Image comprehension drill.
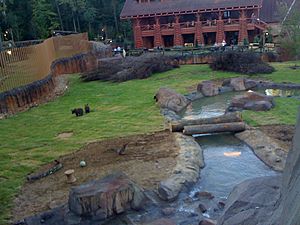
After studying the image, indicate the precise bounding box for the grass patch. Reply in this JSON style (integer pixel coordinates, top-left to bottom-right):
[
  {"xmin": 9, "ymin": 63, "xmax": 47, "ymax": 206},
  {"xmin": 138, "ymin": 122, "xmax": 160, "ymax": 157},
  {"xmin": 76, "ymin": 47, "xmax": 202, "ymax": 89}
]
[{"xmin": 0, "ymin": 61, "xmax": 299, "ymax": 224}]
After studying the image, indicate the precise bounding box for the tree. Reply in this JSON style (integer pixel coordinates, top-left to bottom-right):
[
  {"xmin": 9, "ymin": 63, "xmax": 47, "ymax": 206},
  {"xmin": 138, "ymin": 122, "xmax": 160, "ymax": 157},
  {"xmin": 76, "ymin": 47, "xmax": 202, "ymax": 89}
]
[
  {"xmin": 32, "ymin": 0, "xmax": 60, "ymax": 38},
  {"xmin": 280, "ymin": 0, "xmax": 300, "ymax": 59}
]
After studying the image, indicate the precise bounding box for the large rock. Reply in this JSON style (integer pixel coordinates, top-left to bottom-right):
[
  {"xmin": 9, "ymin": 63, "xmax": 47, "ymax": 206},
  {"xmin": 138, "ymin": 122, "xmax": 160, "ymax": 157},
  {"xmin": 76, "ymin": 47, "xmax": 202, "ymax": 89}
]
[
  {"xmin": 229, "ymin": 78, "xmax": 246, "ymax": 91},
  {"xmin": 155, "ymin": 88, "xmax": 190, "ymax": 112},
  {"xmin": 158, "ymin": 134, "xmax": 204, "ymax": 201},
  {"xmin": 68, "ymin": 172, "xmax": 145, "ymax": 220},
  {"xmin": 278, "ymin": 110, "xmax": 300, "ymax": 225},
  {"xmin": 228, "ymin": 91, "xmax": 274, "ymax": 112},
  {"xmin": 217, "ymin": 176, "xmax": 282, "ymax": 225},
  {"xmin": 197, "ymin": 81, "xmax": 219, "ymax": 97},
  {"xmin": 244, "ymin": 100, "xmax": 273, "ymax": 111},
  {"xmin": 244, "ymin": 79, "xmax": 259, "ymax": 90}
]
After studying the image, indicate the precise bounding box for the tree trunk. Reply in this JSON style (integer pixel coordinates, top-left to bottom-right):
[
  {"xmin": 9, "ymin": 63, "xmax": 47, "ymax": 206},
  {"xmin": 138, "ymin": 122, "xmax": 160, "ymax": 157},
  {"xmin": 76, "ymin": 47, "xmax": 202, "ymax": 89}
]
[
  {"xmin": 72, "ymin": 10, "xmax": 77, "ymax": 32},
  {"xmin": 112, "ymin": 0, "xmax": 119, "ymax": 34},
  {"xmin": 183, "ymin": 122, "xmax": 246, "ymax": 135},
  {"xmin": 55, "ymin": 0, "xmax": 64, "ymax": 31},
  {"xmin": 170, "ymin": 112, "xmax": 242, "ymax": 132}
]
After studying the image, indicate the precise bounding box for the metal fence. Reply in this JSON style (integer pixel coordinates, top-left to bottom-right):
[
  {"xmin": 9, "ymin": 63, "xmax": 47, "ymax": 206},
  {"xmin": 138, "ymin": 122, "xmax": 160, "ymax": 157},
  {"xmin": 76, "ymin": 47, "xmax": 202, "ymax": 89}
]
[{"xmin": 0, "ymin": 33, "xmax": 90, "ymax": 93}]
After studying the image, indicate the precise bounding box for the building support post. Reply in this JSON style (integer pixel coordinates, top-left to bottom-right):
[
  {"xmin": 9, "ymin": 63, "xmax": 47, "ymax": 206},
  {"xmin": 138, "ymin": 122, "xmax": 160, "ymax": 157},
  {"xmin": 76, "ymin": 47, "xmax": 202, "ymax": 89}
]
[
  {"xmin": 238, "ymin": 10, "xmax": 248, "ymax": 45},
  {"xmin": 195, "ymin": 14, "xmax": 204, "ymax": 46},
  {"xmin": 216, "ymin": 12, "xmax": 225, "ymax": 44},
  {"xmin": 154, "ymin": 17, "xmax": 163, "ymax": 47},
  {"xmin": 133, "ymin": 19, "xmax": 143, "ymax": 49},
  {"xmin": 174, "ymin": 15, "xmax": 183, "ymax": 46}
]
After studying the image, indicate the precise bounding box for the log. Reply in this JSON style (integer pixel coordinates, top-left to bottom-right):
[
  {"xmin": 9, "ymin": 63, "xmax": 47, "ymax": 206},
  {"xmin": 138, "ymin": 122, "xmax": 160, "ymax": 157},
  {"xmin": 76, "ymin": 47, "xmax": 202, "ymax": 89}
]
[
  {"xmin": 170, "ymin": 112, "xmax": 242, "ymax": 132},
  {"xmin": 183, "ymin": 122, "xmax": 246, "ymax": 135}
]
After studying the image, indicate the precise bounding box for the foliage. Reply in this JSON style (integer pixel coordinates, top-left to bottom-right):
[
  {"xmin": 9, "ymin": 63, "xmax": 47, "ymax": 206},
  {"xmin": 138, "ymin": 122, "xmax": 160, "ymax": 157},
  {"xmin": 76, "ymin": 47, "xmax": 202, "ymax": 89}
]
[
  {"xmin": 279, "ymin": 0, "xmax": 300, "ymax": 60},
  {"xmin": 0, "ymin": 0, "xmax": 132, "ymax": 43},
  {"xmin": 210, "ymin": 51, "xmax": 275, "ymax": 75},
  {"xmin": 32, "ymin": 0, "xmax": 60, "ymax": 38}
]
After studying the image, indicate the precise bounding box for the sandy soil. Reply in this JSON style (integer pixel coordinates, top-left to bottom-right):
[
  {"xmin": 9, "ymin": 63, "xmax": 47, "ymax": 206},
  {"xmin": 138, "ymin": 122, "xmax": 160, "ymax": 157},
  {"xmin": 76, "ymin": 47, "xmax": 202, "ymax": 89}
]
[
  {"xmin": 260, "ymin": 125, "xmax": 295, "ymax": 151},
  {"xmin": 13, "ymin": 130, "xmax": 179, "ymax": 222}
]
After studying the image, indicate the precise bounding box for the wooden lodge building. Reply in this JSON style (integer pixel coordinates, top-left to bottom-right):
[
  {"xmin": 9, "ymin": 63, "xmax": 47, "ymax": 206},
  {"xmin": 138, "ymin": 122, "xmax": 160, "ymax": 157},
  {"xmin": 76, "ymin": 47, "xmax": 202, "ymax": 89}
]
[{"xmin": 120, "ymin": 0, "xmax": 293, "ymax": 48}]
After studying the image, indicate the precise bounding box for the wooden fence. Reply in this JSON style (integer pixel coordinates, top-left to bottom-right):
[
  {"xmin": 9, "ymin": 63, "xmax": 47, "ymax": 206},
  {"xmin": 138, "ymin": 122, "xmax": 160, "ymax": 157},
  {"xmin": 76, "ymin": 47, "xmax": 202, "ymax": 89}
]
[{"xmin": 0, "ymin": 33, "xmax": 90, "ymax": 93}]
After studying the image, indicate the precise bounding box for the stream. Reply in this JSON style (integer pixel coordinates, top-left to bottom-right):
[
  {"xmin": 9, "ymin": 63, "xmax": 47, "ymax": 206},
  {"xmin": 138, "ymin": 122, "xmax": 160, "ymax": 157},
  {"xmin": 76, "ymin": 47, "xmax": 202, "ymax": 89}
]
[
  {"xmin": 107, "ymin": 89, "xmax": 294, "ymax": 225},
  {"xmin": 180, "ymin": 88, "xmax": 300, "ymax": 120}
]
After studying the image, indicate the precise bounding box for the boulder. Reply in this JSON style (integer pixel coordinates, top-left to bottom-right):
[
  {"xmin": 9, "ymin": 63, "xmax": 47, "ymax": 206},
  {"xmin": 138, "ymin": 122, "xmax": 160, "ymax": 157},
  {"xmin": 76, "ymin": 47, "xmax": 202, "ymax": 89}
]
[
  {"xmin": 197, "ymin": 81, "xmax": 219, "ymax": 97},
  {"xmin": 244, "ymin": 79, "xmax": 258, "ymax": 90},
  {"xmin": 158, "ymin": 134, "xmax": 204, "ymax": 201},
  {"xmin": 278, "ymin": 110, "xmax": 300, "ymax": 225},
  {"xmin": 68, "ymin": 172, "xmax": 145, "ymax": 220},
  {"xmin": 229, "ymin": 78, "xmax": 246, "ymax": 91},
  {"xmin": 217, "ymin": 176, "xmax": 282, "ymax": 225},
  {"xmin": 155, "ymin": 88, "xmax": 190, "ymax": 112},
  {"xmin": 228, "ymin": 91, "xmax": 274, "ymax": 112},
  {"xmin": 244, "ymin": 100, "xmax": 273, "ymax": 111}
]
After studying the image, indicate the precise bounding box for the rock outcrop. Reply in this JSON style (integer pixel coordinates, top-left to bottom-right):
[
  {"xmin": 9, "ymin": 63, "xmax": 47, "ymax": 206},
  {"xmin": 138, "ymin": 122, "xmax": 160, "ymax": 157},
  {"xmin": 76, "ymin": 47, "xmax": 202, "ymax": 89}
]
[
  {"xmin": 158, "ymin": 133, "xmax": 204, "ymax": 201},
  {"xmin": 68, "ymin": 172, "xmax": 145, "ymax": 220},
  {"xmin": 217, "ymin": 176, "xmax": 282, "ymax": 225},
  {"xmin": 155, "ymin": 88, "xmax": 190, "ymax": 113}
]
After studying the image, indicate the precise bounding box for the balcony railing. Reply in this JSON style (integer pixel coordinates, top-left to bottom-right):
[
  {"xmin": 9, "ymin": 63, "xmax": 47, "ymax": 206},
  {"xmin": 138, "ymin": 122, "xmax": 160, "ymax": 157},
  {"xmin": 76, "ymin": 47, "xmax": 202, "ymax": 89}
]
[{"xmin": 140, "ymin": 17, "xmax": 268, "ymax": 31}]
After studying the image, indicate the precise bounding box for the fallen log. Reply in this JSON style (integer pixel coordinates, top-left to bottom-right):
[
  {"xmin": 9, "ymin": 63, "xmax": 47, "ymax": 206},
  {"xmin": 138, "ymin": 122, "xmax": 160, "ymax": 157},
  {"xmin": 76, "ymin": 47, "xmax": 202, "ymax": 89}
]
[
  {"xmin": 170, "ymin": 112, "xmax": 242, "ymax": 132},
  {"xmin": 183, "ymin": 122, "xmax": 246, "ymax": 135}
]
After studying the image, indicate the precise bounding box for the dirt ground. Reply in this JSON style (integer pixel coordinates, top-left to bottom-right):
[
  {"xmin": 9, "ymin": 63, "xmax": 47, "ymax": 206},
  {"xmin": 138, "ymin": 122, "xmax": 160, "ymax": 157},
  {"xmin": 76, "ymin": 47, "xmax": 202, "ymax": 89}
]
[
  {"xmin": 13, "ymin": 130, "xmax": 179, "ymax": 222},
  {"xmin": 260, "ymin": 125, "xmax": 295, "ymax": 151}
]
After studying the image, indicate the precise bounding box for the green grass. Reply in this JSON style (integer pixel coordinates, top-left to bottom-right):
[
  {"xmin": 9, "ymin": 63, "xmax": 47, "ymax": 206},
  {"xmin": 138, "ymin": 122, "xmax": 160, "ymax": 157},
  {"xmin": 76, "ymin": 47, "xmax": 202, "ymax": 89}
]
[{"xmin": 0, "ymin": 62, "xmax": 299, "ymax": 224}]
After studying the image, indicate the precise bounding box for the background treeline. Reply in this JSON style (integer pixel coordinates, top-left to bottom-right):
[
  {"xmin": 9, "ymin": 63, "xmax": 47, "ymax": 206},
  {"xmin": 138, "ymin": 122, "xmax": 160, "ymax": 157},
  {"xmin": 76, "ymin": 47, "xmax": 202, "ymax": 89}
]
[{"xmin": 0, "ymin": 0, "xmax": 132, "ymax": 45}]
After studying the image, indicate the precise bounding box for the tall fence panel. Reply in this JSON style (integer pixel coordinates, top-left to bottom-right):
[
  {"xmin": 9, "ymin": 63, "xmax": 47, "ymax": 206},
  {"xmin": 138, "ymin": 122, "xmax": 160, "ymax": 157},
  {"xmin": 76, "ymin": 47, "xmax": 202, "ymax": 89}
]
[{"xmin": 0, "ymin": 33, "xmax": 90, "ymax": 93}]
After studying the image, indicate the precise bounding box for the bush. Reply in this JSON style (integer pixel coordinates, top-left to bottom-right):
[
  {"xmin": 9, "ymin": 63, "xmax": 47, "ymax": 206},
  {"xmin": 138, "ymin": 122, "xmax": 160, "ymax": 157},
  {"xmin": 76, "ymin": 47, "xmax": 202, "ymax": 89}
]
[
  {"xmin": 81, "ymin": 54, "xmax": 179, "ymax": 82},
  {"xmin": 210, "ymin": 51, "xmax": 275, "ymax": 75}
]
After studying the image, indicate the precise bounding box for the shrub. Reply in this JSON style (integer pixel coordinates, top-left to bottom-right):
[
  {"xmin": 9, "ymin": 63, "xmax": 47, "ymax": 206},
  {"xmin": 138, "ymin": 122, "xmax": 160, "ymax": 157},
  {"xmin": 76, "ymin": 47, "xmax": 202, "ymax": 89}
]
[
  {"xmin": 81, "ymin": 54, "xmax": 179, "ymax": 82},
  {"xmin": 210, "ymin": 51, "xmax": 275, "ymax": 75}
]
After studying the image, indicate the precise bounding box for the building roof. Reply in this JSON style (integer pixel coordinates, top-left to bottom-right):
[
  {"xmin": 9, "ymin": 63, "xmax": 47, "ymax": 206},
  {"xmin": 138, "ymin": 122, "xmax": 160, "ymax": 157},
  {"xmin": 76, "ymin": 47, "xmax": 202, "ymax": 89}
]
[{"xmin": 120, "ymin": 0, "xmax": 263, "ymax": 19}]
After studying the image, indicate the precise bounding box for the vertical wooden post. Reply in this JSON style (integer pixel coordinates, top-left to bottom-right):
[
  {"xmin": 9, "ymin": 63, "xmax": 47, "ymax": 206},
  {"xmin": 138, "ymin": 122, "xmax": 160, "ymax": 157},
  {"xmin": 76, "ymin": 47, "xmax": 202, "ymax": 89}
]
[
  {"xmin": 133, "ymin": 19, "xmax": 143, "ymax": 48},
  {"xmin": 216, "ymin": 11, "xmax": 225, "ymax": 44},
  {"xmin": 195, "ymin": 13, "xmax": 204, "ymax": 46},
  {"xmin": 174, "ymin": 15, "xmax": 183, "ymax": 46},
  {"xmin": 238, "ymin": 10, "xmax": 248, "ymax": 45},
  {"xmin": 154, "ymin": 17, "xmax": 163, "ymax": 47}
]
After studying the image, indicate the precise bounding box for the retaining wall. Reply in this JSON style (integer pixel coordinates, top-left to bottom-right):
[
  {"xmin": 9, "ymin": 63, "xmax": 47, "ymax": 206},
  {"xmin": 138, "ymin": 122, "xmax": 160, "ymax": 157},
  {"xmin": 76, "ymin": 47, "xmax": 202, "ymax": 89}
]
[{"xmin": 0, "ymin": 50, "xmax": 111, "ymax": 115}]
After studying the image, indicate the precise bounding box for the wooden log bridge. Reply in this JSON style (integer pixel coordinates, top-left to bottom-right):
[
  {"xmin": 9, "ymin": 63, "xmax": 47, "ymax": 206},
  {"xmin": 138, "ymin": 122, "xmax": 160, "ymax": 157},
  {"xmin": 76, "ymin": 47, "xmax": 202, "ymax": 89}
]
[
  {"xmin": 183, "ymin": 122, "xmax": 246, "ymax": 135},
  {"xmin": 170, "ymin": 112, "xmax": 243, "ymax": 132}
]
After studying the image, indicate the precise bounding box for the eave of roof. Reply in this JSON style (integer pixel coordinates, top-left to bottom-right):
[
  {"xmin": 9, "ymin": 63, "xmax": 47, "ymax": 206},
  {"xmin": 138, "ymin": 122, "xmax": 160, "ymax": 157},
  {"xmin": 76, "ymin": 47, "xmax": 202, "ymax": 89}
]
[{"xmin": 120, "ymin": 0, "xmax": 263, "ymax": 19}]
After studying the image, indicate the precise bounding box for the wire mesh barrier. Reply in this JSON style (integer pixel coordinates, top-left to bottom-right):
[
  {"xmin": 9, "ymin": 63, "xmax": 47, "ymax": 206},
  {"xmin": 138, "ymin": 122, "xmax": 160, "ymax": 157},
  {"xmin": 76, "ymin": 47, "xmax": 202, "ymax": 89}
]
[{"xmin": 0, "ymin": 33, "xmax": 90, "ymax": 93}]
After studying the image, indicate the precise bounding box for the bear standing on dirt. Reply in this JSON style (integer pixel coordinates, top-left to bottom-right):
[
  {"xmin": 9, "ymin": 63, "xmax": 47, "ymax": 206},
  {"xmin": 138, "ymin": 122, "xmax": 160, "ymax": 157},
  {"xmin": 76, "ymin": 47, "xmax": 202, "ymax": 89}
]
[{"xmin": 71, "ymin": 108, "xmax": 84, "ymax": 117}]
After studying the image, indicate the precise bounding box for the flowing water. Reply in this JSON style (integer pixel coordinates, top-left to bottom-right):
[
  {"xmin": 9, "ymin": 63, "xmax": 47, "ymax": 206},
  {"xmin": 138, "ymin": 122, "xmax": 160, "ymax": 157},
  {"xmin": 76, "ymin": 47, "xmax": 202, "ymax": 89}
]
[{"xmin": 109, "ymin": 134, "xmax": 278, "ymax": 225}]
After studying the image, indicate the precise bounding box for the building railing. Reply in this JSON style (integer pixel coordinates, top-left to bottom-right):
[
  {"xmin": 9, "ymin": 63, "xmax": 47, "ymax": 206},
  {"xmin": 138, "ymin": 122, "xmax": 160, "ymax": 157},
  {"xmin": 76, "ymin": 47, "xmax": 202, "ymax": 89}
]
[{"xmin": 139, "ymin": 17, "xmax": 268, "ymax": 32}]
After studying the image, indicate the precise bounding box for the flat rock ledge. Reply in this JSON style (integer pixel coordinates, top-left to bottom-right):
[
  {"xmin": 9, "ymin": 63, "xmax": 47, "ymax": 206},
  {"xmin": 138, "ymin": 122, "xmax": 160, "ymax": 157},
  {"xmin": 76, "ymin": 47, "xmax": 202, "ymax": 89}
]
[
  {"xmin": 158, "ymin": 133, "xmax": 204, "ymax": 201},
  {"xmin": 235, "ymin": 129, "xmax": 287, "ymax": 171}
]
